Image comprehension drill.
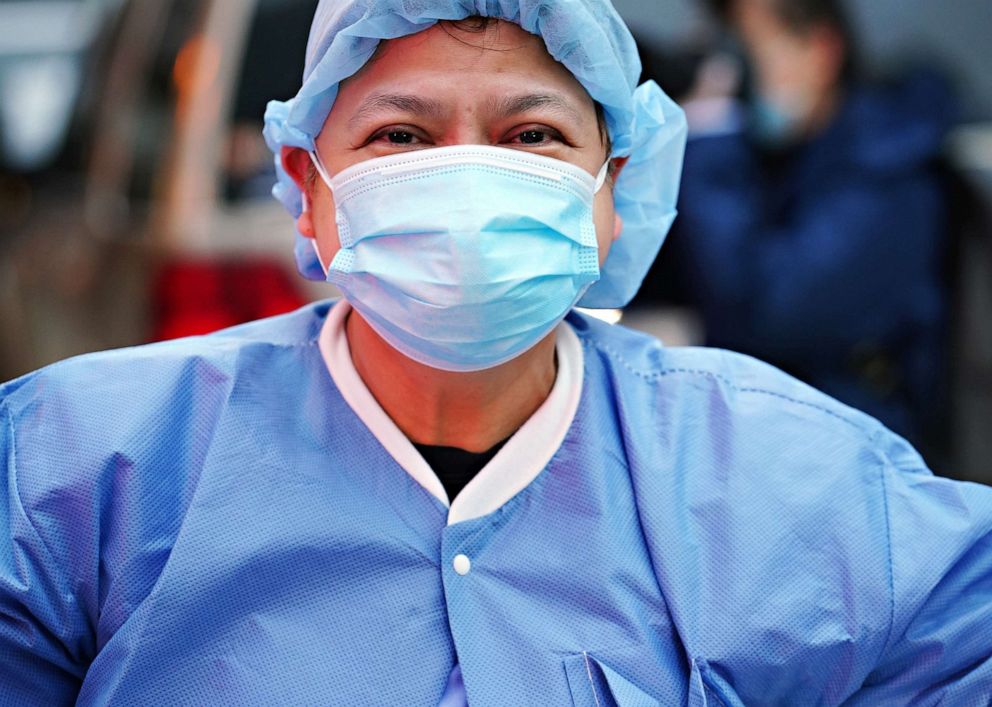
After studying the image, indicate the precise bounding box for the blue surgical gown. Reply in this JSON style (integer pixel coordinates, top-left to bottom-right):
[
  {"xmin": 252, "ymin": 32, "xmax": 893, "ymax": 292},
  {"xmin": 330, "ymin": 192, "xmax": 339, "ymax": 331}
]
[{"xmin": 2, "ymin": 300, "xmax": 991, "ymax": 705}]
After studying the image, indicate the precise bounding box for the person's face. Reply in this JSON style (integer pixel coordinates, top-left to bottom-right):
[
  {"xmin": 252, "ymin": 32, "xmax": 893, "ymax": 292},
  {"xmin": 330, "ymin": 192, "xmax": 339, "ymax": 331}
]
[
  {"xmin": 282, "ymin": 20, "xmax": 625, "ymax": 271},
  {"xmin": 731, "ymin": 0, "xmax": 844, "ymax": 131}
]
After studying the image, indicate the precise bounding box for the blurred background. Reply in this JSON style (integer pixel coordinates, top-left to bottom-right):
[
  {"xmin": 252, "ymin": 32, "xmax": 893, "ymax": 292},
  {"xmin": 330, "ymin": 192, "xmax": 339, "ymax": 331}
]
[{"xmin": 0, "ymin": 0, "xmax": 988, "ymax": 482}]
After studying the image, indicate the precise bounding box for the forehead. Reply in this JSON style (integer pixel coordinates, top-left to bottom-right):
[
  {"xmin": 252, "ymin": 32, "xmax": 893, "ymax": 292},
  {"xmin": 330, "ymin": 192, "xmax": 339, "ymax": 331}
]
[{"xmin": 336, "ymin": 20, "xmax": 596, "ymax": 111}]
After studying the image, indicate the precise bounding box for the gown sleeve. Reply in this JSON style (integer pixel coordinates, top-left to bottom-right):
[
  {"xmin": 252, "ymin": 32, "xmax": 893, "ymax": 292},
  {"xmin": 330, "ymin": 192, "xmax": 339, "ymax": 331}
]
[
  {"xmin": 1, "ymin": 402, "xmax": 87, "ymax": 705},
  {"xmin": 850, "ymin": 443, "xmax": 992, "ymax": 703}
]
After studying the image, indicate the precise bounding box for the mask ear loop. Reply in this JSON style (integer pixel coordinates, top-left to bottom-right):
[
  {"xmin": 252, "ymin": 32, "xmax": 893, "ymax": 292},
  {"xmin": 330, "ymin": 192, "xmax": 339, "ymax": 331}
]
[
  {"xmin": 306, "ymin": 150, "xmax": 335, "ymax": 276},
  {"xmin": 308, "ymin": 150, "xmax": 335, "ymax": 189},
  {"xmin": 311, "ymin": 239, "xmax": 329, "ymax": 276},
  {"xmin": 593, "ymin": 160, "xmax": 611, "ymax": 193}
]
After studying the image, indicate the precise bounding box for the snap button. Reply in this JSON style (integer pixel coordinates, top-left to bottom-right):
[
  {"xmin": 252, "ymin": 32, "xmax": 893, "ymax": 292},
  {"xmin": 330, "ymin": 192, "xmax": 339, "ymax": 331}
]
[{"xmin": 453, "ymin": 554, "xmax": 472, "ymax": 576}]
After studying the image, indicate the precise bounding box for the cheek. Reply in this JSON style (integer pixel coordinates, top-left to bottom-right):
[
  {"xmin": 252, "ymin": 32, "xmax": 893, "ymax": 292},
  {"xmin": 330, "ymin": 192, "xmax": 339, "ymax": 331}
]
[
  {"xmin": 592, "ymin": 191, "xmax": 617, "ymax": 267},
  {"xmin": 765, "ymin": 46, "xmax": 819, "ymax": 93},
  {"xmin": 753, "ymin": 41, "xmax": 805, "ymax": 89}
]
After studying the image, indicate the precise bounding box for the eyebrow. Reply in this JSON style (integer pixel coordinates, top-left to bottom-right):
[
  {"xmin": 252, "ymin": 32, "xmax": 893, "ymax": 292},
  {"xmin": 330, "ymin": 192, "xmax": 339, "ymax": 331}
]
[
  {"xmin": 348, "ymin": 93, "xmax": 448, "ymax": 129},
  {"xmin": 486, "ymin": 93, "xmax": 587, "ymax": 125}
]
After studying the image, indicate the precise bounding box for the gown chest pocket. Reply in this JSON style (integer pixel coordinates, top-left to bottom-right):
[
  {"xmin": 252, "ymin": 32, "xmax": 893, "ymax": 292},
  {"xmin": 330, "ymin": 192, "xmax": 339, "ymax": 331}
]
[{"xmin": 563, "ymin": 653, "xmax": 735, "ymax": 707}]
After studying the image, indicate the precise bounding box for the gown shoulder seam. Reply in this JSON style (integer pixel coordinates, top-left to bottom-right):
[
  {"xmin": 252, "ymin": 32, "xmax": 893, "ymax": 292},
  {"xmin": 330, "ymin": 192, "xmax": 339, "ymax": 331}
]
[{"xmin": 582, "ymin": 335, "xmax": 878, "ymax": 443}]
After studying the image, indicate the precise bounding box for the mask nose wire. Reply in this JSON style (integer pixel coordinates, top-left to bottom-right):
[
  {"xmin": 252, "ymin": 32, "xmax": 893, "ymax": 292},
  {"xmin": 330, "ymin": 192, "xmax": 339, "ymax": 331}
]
[{"xmin": 312, "ymin": 147, "xmax": 610, "ymax": 194}]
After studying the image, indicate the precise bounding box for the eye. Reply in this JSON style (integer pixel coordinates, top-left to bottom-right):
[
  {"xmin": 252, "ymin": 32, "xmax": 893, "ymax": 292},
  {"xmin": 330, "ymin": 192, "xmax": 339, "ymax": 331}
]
[
  {"xmin": 368, "ymin": 127, "xmax": 425, "ymax": 146},
  {"xmin": 518, "ymin": 130, "xmax": 548, "ymax": 144},
  {"xmin": 506, "ymin": 126, "xmax": 567, "ymax": 147},
  {"xmin": 376, "ymin": 130, "xmax": 418, "ymax": 145}
]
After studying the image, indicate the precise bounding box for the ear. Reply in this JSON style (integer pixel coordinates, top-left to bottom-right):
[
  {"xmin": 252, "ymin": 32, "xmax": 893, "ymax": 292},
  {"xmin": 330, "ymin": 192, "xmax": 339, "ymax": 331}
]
[
  {"xmin": 609, "ymin": 156, "xmax": 630, "ymax": 242},
  {"xmin": 613, "ymin": 213, "xmax": 624, "ymax": 242},
  {"xmin": 281, "ymin": 146, "xmax": 317, "ymax": 239},
  {"xmin": 610, "ymin": 156, "xmax": 630, "ymax": 183},
  {"xmin": 281, "ymin": 145, "xmax": 313, "ymax": 190}
]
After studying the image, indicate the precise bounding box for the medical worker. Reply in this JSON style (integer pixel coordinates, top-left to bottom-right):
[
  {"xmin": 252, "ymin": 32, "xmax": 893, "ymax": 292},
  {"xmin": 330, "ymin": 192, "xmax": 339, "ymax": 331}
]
[{"xmin": 2, "ymin": 1, "xmax": 991, "ymax": 705}]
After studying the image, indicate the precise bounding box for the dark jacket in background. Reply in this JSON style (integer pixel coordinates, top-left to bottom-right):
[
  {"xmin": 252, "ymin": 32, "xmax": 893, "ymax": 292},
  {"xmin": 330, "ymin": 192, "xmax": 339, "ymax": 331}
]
[{"xmin": 654, "ymin": 72, "xmax": 955, "ymax": 444}]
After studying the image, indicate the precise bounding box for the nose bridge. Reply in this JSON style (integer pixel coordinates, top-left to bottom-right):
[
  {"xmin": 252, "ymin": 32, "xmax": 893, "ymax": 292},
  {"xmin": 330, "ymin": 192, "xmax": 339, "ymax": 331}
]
[{"xmin": 442, "ymin": 100, "xmax": 493, "ymax": 147}]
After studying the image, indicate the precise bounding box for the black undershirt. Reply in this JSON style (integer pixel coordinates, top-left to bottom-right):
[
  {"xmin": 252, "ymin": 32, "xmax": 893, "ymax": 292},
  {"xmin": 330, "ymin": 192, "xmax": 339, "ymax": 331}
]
[{"xmin": 414, "ymin": 439, "xmax": 510, "ymax": 501}]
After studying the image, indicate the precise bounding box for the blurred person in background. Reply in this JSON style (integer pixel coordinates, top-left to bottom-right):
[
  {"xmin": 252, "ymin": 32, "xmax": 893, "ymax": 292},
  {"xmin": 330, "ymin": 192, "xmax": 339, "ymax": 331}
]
[
  {"xmin": 2, "ymin": 0, "xmax": 991, "ymax": 705},
  {"xmin": 645, "ymin": 0, "xmax": 955, "ymax": 450}
]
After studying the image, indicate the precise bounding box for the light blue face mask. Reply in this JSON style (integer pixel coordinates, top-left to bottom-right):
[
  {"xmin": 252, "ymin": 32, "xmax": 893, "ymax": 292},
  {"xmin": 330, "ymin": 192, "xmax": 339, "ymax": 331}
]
[
  {"xmin": 308, "ymin": 145, "xmax": 609, "ymax": 372},
  {"xmin": 750, "ymin": 94, "xmax": 807, "ymax": 148}
]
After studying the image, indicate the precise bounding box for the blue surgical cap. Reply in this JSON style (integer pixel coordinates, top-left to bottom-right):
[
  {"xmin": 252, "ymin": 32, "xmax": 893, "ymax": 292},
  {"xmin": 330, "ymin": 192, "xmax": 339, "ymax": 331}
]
[{"xmin": 263, "ymin": 0, "xmax": 687, "ymax": 308}]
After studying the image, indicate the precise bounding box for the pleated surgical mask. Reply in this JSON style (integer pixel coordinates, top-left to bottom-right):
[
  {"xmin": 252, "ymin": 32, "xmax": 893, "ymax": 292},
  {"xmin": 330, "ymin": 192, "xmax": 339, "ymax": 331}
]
[{"xmin": 308, "ymin": 145, "xmax": 608, "ymax": 371}]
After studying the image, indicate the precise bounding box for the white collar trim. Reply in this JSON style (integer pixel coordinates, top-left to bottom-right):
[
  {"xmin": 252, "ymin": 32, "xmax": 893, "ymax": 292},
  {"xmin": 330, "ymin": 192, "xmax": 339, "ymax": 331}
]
[{"xmin": 318, "ymin": 300, "xmax": 584, "ymax": 525}]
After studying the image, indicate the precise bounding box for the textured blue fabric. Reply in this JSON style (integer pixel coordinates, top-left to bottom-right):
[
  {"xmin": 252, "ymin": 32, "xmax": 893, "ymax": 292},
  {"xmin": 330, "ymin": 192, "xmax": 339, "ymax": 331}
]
[
  {"xmin": 262, "ymin": 0, "xmax": 687, "ymax": 308},
  {"xmin": 668, "ymin": 73, "xmax": 954, "ymax": 440},
  {"xmin": 2, "ymin": 301, "xmax": 992, "ymax": 705}
]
